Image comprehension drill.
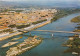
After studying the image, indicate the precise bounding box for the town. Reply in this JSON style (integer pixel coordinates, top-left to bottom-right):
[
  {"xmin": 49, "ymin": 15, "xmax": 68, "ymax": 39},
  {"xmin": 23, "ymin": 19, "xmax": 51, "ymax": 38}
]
[{"xmin": 0, "ymin": 8, "xmax": 57, "ymax": 40}]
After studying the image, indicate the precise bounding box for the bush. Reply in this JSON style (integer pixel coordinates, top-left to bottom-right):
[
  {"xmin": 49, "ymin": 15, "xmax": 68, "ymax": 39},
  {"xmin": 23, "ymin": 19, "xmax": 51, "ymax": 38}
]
[
  {"xmin": 71, "ymin": 16, "xmax": 80, "ymax": 23},
  {"xmin": 16, "ymin": 24, "xmax": 30, "ymax": 29},
  {"xmin": 8, "ymin": 24, "xmax": 16, "ymax": 28},
  {"xmin": 0, "ymin": 17, "xmax": 2, "ymax": 19},
  {"xmin": 32, "ymin": 19, "xmax": 47, "ymax": 25}
]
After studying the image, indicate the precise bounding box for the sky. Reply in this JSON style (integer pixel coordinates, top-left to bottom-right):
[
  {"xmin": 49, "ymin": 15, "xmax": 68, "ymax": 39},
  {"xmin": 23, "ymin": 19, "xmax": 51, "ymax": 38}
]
[
  {"xmin": 1, "ymin": 0, "xmax": 80, "ymax": 2},
  {"xmin": 1, "ymin": 0, "xmax": 80, "ymax": 4},
  {"xmin": 1, "ymin": 0, "xmax": 80, "ymax": 8}
]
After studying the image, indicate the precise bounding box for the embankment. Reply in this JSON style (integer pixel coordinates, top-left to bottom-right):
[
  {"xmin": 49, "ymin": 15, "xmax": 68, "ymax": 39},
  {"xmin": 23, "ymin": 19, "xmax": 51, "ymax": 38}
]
[
  {"xmin": 0, "ymin": 32, "xmax": 22, "ymax": 41},
  {"xmin": 30, "ymin": 21, "xmax": 51, "ymax": 30},
  {"xmin": 0, "ymin": 21, "xmax": 51, "ymax": 41}
]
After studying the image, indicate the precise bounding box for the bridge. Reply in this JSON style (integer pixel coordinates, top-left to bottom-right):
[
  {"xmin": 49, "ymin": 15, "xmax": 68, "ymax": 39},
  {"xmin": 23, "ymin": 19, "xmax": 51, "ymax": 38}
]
[
  {"xmin": 32, "ymin": 30, "xmax": 80, "ymax": 38},
  {"xmin": 20, "ymin": 29, "xmax": 80, "ymax": 38},
  {"xmin": 33, "ymin": 30, "xmax": 80, "ymax": 34}
]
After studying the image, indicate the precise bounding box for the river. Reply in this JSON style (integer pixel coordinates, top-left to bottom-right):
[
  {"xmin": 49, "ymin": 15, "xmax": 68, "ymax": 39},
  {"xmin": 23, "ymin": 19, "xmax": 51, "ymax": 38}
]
[{"xmin": 0, "ymin": 13, "xmax": 80, "ymax": 56}]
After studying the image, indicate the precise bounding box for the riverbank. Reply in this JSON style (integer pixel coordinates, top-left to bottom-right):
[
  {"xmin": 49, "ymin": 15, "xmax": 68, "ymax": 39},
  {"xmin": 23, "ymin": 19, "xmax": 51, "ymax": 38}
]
[
  {"xmin": 24, "ymin": 20, "xmax": 51, "ymax": 32},
  {"xmin": 71, "ymin": 15, "xmax": 80, "ymax": 23},
  {"xmin": 1, "ymin": 9, "xmax": 80, "ymax": 41},
  {"xmin": 6, "ymin": 36, "xmax": 42, "ymax": 56},
  {"xmin": 62, "ymin": 19, "xmax": 80, "ymax": 55},
  {"xmin": 51, "ymin": 9, "xmax": 80, "ymax": 22},
  {"xmin": 0, "ymin": 20, "xmax": 51, "ymax": 41},
  {"xmin": 0, "ymin": 32, "xmax": 22, "ymax": 41}
]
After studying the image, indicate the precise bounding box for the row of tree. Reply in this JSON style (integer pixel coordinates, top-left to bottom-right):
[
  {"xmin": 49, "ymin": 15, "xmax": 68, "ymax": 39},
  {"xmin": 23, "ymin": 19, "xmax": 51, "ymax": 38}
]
[
  {"xmin": 8, "ymin": 24, "xmax": 30, "ymax": 29},
  {"xmin": 8, "ymin": 19, "xmax": 47, "ymax": 29},
  {"xmin": 51, "ymin": 8, "xmax": 80, "ymax": 22},
  {"xmin": 32, "ymin": 19, "xmax": 47, "ymax": 24},
  {"xmin": 0, "ymin": 29, "xmax": 13, "ymax": 33}
]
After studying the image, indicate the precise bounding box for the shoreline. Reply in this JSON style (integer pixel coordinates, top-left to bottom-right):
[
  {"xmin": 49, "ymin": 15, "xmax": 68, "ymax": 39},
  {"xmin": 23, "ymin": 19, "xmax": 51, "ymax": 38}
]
[
  {"xmin": 0, "ymin": 32, "xmax": 23, "ymax": 41},
  {"xmin": 1, "ymin": 12, "xmax": 80, "ymax": 41},
  {"xmin": 6, "ymin": 36, "xmax": 42, "ymax": 56},
  {"xmin": 62, "ymin": 18, "xmax": 80, "ymax": 55},
  {"xmin": 0, "ymin": 20, "xmax": 51, "ymax": 41}
]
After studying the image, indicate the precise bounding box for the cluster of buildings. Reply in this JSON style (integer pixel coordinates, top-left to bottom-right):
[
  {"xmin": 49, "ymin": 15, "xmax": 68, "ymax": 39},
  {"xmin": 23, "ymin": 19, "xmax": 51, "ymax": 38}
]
[{"xmin": 0, "ymin": 8, "xmax": 57, "ymax": 30}]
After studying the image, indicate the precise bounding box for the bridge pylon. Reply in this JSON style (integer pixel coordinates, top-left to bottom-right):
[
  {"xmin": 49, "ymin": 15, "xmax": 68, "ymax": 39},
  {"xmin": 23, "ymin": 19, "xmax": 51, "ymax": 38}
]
[
  {"xmin": 29, "ymin": 32, "xmax": 31, "ymax": 36},
  {"xmin": 52, "ymin": 34, "xmax": 54, "ymax": 37},
  {"xmin": 79, "ymin": 34, "xmax": 80, "ymax": 38}
]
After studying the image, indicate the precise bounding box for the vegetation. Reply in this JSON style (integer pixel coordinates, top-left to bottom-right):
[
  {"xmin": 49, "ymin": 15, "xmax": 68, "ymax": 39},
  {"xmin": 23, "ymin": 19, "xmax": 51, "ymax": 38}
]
[
  {"xmin": 63, "ymin": 17, "xmax": 80, "ymax": 55},
  {"xmin": 71, "ymin": 16, "xmax": 80, "ymax": 23},
  {"xmin": 8, "ymin": 19, "xmax": 47, "ymax": 29},
  {"xmin": 51, "ymin": 8, "xmax": 80, "ymax": 22},
  {"xmin": 6, "ymin": 36, "xmax": 42, "ymax": 56},
  {"xmin": 73, "ymin": 29, "xmax": 80, "ymax": 32},
  {"xmin": 0, "ymin": 17, "xmax": 2, "ymax": 19},
  {"xmin": 63, "ymin": 38, "xmax": 80, "ymax": 54},
  {"xmin": 0, "ymin": 9, "xmax": 9, "ymax": 13},
  {"xmin": 16, "ymin": 24, "xmax": 30, "ymax": 29},
  {"xmin": 8, "ymin": 24, "xmax": 16, "ymax": 28},
  {"xmin": 15, "ymin": 10, "xmax": 23, "ymax": 12},
  {"xmin": 0, "ymin": 29, "xmax": 13, "ymax": 33},
  {"xmin": 32, "ymin": 19, "xmax": 47, "ymax": 24},
  {"xmin": 41, "ymin": 16, "xmax": 46, "ymax": 17},
  {"xmin": 76, "ymin": 26, "xmax": 80, "ymax": 30}
]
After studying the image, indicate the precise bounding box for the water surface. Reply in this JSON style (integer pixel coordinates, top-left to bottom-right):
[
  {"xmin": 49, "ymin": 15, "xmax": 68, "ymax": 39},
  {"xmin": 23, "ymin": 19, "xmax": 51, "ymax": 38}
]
[{"xmin": 0, "ymin": 13, "xmax": 80, "ymax": 56}]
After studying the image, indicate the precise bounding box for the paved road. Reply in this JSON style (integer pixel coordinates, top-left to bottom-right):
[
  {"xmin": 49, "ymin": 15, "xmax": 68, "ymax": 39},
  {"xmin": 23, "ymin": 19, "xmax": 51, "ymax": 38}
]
[{"xmin": 0, "ymin": 32, "xmax": 20, "ymax": 38}]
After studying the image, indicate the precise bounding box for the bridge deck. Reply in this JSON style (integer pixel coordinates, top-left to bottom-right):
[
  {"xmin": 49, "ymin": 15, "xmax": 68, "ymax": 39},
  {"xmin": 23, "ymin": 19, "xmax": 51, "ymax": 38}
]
[{"xmin": 32, "ymin": 30, "xmax": 80, "ymax": 34}]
